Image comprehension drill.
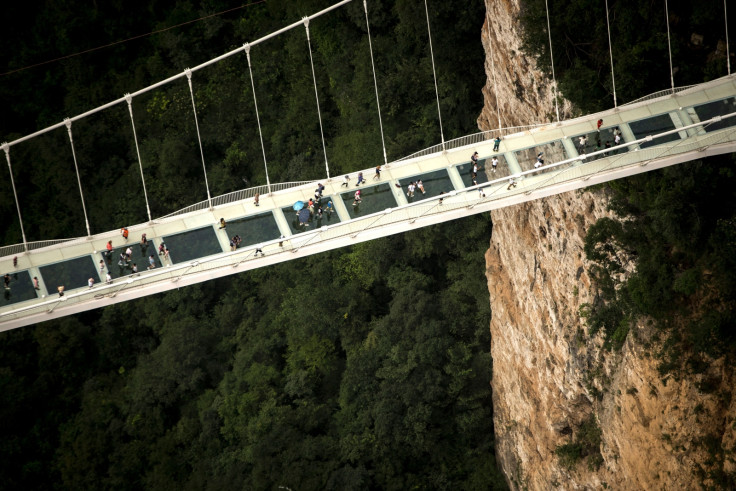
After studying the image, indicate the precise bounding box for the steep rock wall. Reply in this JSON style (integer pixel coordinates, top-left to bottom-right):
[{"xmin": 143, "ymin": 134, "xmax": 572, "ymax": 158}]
[{"xmin": 480, "ymin": 1, "xmax": 735, "ymax": 489}]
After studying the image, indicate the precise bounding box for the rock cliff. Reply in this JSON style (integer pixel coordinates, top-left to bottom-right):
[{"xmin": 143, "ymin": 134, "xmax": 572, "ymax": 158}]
[{"xmin": 481, "ymin": 1, "xmax": 735, "ymax": 489}]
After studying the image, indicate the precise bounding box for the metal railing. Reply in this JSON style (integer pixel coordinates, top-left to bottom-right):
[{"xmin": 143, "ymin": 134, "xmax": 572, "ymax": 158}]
[
  {"xmin": 0, "ymin": 239, "xmax": 81, "ymax": 258},
  {"xmin": 3, "ymin": 113, "xmax": 736, "ymax": 325},
  {"xmin": 621, "ymin": 84, "xmax": 699, "ymax": 106},
  {"xmin": 159, "ymin": 180, "xmax": 314, "ymax": 219},
  {"xmin": 394, "ymin": 123, "xmax": 549, "ymax": 162}
]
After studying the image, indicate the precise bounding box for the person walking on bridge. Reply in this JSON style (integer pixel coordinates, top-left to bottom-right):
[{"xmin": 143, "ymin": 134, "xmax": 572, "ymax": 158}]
[
  {"xmin": 493, "ymin": 136, "xmax": 501, "ymax": 152},
  {"xmin": 578, "ymin": 135, "xmax": 587, "ymax": 154},
  {"xmin": 491, "ymin": 157, "xmax": 498, "ymax": 173}
]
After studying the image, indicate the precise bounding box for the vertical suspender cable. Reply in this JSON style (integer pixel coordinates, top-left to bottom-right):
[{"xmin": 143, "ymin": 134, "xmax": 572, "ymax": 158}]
[
  {"xmin": 125, "ymin": 94, "xmax": 153, "ymax": 222},
  {"xmin": 64, "ymin": 119, "xmax": 92, "ymax": 236},
  {"xmin": 303, "ymin": 18, "xmax": 330, "ymax": 179},
  {"xmin": 665, "ymin": 0, "xmax": 675, "ymax": 93},
  {"xmin": 363, "ymin": 0, "xmax": 388, "ymax": 166},
  {"xmin": 2, "ymin": 143, "xmax": 29, "ymax": 252},
  {"xmin": 487, "ymin": 10, "xmax": 502, "ymax": 131},
  {"xmin": 423, "ymin": 0, "xmax": 445, "ymax": 150},
  {"xmin": 725, "ymin": 0, "xmax": 731, "ymax": 75},
  {"xmin": 544, "ymin": 0, "xmax": 561, "ymax": 122},
  {"xmin": 185, "ymin": 69, "xmax": 213, "ymax": 209},
  {"xmin": 605, "ymin": 0, "xmax": 617, "ymax": 108},
  {"xmin": 243, "ymin": 44, "xmax": 272, "ymax": 194}
]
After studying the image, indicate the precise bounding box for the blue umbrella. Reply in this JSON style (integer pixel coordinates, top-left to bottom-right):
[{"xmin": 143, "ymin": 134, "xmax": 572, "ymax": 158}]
[
  {"xmin": 293, "ymin": 201, "xmax": 304, "ymax": 211},
  {"xmin": 298, "ymin": 208, "xmax": 311, "ymax": 225}
]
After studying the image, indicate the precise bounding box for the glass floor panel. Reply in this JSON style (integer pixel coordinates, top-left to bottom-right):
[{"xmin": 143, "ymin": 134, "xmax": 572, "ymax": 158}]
[
  {"xmin": 163, "ymin": 226, "xmax": 222, "ymax": 263},
  {"xmin": 457, "ymin": 154, "xmax": 512, "ymax": 185},
  {"xmin": 395, "ymin": 169, "xmax": 455, "ymax": 204},
  {"xmin": 629, "ymin": 114, "xmax": 681, "ymax": 149},
  {"xmin": 105, "ymin": 241, "xmax": 162, "ymax": 279},
  {"xmin": 572, "ymin": 127, "xmax": 629, "ymax": 159},
  {"xmin": 515, "ymin": 140, "xmax": 568, "ymax": 171},
  {"xmin": 225, "ymin": 212, "xmax": 282, "ymax": 246},
  {"xmin": 693, "ymin": 97, "xmax": 736, "ymax": 133},
  {"xmin": 281, "ymin": 195, "xmax": 342, "ymax": 235},
  {"xmin": 1, "ymin": 270, "xmax": 37, "ymax": 306},
  {"xmin": 340, "ymin": 183, "xmax": 398, "ymax": 219},
  {"xmin": 40, "ymin": 255, "xmax": 99, "ymax": 292}
]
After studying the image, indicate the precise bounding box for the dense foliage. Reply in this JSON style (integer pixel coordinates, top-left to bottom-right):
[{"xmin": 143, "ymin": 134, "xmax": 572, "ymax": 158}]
[
  {"xmin": 1, "ymin": 1, "xmax": 508, "ymax": 489},
  {"xmin": 1, "ymin": 0, "xmax": 484, "ymax": 243},
  {"xmin": 520, "ymin": 0, "xmax": 730, "ymax": 114},
  {"xmin": 2, "ymin": 220, "xmax": 503, "ymax": 489},
  {"xmin": 582, "ymin": 159, "xmax": 736, "ymax": 368},
  {"xmin": 519, "ymin": 0, "xmax": 736, "ymax": 370}
]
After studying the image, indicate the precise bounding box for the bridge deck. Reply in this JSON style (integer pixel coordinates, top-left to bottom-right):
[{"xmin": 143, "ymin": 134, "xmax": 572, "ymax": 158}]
[{"xmin": 1, "ymin": 75, "xmax": 735, "ymax": 330}]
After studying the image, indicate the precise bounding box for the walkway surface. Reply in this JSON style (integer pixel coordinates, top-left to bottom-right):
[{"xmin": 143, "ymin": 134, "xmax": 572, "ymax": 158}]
[{"xmin": 2, "ymin": 75, "xmax": 735, "ymax": 330}]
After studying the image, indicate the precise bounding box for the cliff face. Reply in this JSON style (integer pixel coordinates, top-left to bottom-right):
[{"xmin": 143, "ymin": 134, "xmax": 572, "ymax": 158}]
[
  {"xmin": 478, "ymin": 0, "xmax": 571, "ymax": 129},
  {"xmin": 481, "ymin": 1, "xmax": 735, "ymax": 489}
]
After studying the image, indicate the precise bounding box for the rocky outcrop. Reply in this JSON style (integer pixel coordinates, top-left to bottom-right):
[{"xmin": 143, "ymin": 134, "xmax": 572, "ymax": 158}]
[
  {"xmin": 478, "ymin": 0, "xmax": 571, "ymax": 129},
  {"xmin": 481, "ymin": 1, "xmax": 735, "ymax": 489}
]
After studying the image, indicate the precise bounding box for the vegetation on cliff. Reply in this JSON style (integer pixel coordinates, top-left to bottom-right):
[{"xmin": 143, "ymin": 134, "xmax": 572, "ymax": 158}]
[
  {"xmin": 520, "ymin": 0, "xmax": 730, "ymax": 113},
  {"xmin": 520, "ymin": 0, "xmax": 735, "ymax": 481},
  {"xmin": 0, "ymin": 1, "xmax": 508, "ymax": 489},
  {"xmin": 520, "ymin": 0, "xmax": 736, "ymax": 373}
]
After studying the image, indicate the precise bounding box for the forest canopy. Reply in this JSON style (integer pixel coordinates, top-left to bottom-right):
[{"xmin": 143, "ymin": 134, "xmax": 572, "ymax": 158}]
[{"xmin": 0, "ymin": 1, "xmax": 509, "ymax": 489}]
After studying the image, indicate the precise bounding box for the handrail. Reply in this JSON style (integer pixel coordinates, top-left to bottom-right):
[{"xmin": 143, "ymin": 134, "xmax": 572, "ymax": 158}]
[
  {"xmin": 622, "ymin": 84, "xmax": 699, "ymax": 106},
  {"xmin": 393, "ymin": 123, "xmax": 549, "ymax": 162},
  {"xmin": 0, "ymin": 238, "xmax": 81, "ymax": 259},
  {"xmin": 3, "ymin": 112, "xmax": 735, "ymax": 324},
  {"xmin": 158, "ymin": 180, "xmax": 314, "ymax": 219}
]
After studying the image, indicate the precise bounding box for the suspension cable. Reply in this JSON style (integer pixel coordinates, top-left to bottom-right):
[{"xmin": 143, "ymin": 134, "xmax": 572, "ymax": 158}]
[
  {"xmin": 124, "ymin": 94, "xmax": 153, "ymax": 222},
  {"xmin": 726, "ymin": 0, "xmax": 731, "ymax": 75},
  {"xmin": 665, "ymin": 0, "xmax": 675, "ymax": 93},
  {"xmin": 64, "ymin": 119, "xmax": 92, "ymax": 236},
  {"xmin": 1, "ymin": 144, "xmax": 29, "ymax": 252},
  {"xmin": 363, "ymin": 0, "xmax": 387, "ymax": 165},
  {"xmin": 423, "ymin": 0, "xmax": 445, "ymax": 150},
  {"xmin": 303, "ymin": 18, "xmax": 330, "ymax": 180},
  {"xmin": 487, "ymin": 10, "xmax": 502, "ymax": 130},
  {"xmin": 605, "ymin": 0, "xmax": 617, "ymax": 108},
  {"xmin": 544, "ymin": 0, "xmax": 560, "ymax": 122},
  {"xmin": 185, "ymin": 69, "xmax": 213, "ymax": 209},
  {"xmin": 243, "ymin": 44, "xmax": 271, "ymax": 194}
]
